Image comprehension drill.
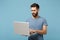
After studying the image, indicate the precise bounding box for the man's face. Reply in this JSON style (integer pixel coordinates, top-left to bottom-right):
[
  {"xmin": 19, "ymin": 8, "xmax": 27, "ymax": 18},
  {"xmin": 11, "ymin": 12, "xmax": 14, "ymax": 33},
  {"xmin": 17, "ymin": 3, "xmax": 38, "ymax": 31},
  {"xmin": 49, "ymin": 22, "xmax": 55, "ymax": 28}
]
[{"xmin": 31, "ymin": 7, "xmax": 39, "ymax": 17}]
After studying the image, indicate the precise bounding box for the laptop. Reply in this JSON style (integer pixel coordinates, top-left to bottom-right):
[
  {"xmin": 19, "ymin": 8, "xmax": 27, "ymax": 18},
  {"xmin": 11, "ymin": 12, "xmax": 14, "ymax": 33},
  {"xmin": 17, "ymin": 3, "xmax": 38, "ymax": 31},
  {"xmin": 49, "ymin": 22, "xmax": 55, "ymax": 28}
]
[{"xmin": 14, "ymin": 21, "xmax": 30, "ymax": 36}]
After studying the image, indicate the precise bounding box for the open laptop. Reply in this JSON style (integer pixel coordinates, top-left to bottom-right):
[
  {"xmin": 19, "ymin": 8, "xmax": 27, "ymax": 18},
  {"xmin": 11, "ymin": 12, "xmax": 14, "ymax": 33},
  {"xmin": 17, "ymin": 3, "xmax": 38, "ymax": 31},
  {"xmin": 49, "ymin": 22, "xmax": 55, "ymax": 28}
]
[{"xmin": 14, "ymin": 21, "xmax": 30, "ymax": 36}]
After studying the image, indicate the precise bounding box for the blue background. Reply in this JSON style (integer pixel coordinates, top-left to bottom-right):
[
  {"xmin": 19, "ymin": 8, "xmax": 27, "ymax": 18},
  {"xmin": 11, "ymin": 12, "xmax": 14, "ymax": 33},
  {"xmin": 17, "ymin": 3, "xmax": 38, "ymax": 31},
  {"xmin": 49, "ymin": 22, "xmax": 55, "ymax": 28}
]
[{"xmin": 0, "ymin": 0, "xmax": 60, "ymax": 40}]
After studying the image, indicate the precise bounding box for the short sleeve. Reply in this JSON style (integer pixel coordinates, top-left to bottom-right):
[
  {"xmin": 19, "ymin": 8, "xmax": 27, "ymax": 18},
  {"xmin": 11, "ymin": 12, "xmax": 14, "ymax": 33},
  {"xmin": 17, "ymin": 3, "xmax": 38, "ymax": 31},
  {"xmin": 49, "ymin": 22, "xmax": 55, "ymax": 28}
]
[
  {"xmin": 43, "ymin": 19, "xmax": 48, "ymax": 26},
  {"xmin": 26, "ymin": 19, "xmax": 28, "ymax": 22},
  {"xmin": 26, "ymin": 19, "xmax": 29, "ymax": 22}
]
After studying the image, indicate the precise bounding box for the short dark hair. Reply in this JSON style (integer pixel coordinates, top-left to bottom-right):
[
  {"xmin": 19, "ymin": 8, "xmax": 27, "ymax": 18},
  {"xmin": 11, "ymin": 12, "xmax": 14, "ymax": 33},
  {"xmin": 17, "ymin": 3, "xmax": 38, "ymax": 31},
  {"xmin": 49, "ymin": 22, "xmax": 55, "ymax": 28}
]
[{"xmin": 31, "ymin": 3, "xmax": 39, "ymax": 9}]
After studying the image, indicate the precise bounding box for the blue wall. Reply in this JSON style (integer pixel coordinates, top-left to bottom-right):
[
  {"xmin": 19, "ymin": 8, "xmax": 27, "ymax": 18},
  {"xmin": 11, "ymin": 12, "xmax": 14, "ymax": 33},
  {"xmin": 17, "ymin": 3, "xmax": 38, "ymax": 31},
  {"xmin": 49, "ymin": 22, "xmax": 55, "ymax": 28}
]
[{"xmin": 0, "ymin": 0, "xmax": 60, "ymax": 40}]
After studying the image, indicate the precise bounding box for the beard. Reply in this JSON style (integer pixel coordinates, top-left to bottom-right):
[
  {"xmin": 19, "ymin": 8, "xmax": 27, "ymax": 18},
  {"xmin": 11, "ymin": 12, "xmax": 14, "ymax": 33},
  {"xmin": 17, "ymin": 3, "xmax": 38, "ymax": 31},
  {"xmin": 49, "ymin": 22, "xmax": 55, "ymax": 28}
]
[{"xmin": 32, "ymin": 12, "xmax": 38, "ymax": 17}]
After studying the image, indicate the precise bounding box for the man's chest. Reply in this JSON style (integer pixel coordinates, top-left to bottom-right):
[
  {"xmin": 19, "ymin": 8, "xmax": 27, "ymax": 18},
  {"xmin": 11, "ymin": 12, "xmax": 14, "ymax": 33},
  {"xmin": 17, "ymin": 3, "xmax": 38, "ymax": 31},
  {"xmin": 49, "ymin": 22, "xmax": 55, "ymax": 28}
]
[{"xmin": 29, "ymin": 19, "xmax": 43, "ymax": 30}]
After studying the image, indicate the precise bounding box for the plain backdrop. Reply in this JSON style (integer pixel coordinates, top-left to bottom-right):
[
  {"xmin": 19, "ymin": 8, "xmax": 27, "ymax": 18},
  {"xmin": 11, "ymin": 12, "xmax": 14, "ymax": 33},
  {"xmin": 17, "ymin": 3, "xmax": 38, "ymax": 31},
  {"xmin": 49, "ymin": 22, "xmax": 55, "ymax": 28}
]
[{"xmin": 0, "ymin": 0, "xmax": 60, "ymax": 40}]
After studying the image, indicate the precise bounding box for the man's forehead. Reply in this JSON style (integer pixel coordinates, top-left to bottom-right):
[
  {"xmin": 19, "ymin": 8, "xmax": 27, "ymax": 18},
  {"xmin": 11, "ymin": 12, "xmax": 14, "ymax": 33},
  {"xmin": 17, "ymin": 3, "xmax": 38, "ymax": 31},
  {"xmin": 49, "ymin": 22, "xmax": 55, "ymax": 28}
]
[{"xmin": 31, "ymin": 7, "xmax": 37, "ymax": 10}]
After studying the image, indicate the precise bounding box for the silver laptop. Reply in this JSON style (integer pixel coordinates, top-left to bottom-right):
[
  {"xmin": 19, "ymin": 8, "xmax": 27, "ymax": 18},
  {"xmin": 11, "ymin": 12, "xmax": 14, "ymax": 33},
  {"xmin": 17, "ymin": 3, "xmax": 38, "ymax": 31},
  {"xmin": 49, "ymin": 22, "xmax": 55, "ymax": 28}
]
[{"xmin": 14, "ymin": 21, "xmax": 30, "ymax": 36}]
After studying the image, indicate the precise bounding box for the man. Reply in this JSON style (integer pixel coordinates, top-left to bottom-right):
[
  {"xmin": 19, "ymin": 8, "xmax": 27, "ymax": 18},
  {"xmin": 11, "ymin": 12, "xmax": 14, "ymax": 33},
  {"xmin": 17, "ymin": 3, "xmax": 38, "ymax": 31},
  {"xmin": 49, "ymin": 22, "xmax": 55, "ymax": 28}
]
[{"xmin": 26, "ymin": 3, "xmax": 48, "ymax": 40}]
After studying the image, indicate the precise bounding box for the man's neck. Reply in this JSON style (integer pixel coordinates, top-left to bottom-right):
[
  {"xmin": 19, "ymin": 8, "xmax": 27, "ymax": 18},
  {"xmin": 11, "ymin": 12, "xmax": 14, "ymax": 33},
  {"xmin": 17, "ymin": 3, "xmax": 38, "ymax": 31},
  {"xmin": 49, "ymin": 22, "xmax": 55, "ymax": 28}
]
[{"xmin": 32, "ymin": 15, "xmax": 39, "ymax": 19}]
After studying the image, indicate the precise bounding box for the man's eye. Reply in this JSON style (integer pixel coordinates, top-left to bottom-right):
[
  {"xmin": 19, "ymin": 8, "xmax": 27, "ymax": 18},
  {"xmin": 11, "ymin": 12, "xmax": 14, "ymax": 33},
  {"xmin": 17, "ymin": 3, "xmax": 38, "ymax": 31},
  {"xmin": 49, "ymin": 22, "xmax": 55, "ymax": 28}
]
[{"xmin": 32, "ymin": 10, "xmax": 35, "ymax": 11}]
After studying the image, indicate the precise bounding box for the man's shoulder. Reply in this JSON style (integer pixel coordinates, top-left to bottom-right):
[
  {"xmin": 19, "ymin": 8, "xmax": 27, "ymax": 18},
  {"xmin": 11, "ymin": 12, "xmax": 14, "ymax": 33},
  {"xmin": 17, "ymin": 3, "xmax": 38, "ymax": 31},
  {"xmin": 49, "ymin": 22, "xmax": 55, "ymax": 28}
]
[
  {"xmin": 40, "ymin": 16, "xmax": 47, "ymax": 21},
  {"xmin": 27, "ymin": 17, "xmax": 32, "ymax": 20},
  {"xmin": 26, "ymin": 17, "xmax": 32, "ymax": 22},
  {"xmin": 40, "ymin": 17, "xmax": 47, "ymax": 22}
]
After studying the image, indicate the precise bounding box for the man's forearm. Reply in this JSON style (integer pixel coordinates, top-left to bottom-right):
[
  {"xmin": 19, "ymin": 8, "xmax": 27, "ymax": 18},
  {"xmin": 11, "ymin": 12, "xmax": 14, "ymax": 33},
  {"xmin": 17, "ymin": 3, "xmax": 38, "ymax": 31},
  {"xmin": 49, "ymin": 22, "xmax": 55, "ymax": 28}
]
[
  {"xmin": 29, "ymin": 29, "xmax": 47, "ymax": 35},
  {"xmin": 36, "ymin": 30, "xmax": 47, "ymax": 34}
]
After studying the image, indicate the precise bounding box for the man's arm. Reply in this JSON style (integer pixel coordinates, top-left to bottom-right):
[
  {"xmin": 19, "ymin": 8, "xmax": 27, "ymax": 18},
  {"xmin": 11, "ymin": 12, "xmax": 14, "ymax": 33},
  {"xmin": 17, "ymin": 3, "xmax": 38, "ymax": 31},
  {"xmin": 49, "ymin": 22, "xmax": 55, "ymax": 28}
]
[
  {"xmin": 36, "ymin": 25, "xmax": 47, "ymax": 34},
  {"xmin": 29, "ymin": 25, "xmax": 47, "ymax": 35}
]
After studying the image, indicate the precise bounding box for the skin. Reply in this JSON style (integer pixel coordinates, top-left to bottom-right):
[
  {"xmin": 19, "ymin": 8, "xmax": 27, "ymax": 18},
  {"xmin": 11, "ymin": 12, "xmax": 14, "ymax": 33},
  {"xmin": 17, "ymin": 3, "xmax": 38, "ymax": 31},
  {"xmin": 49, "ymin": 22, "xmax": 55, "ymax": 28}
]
[{"xmin": 29, "ymin": 7, "xmax": 47, "ymax": 35}]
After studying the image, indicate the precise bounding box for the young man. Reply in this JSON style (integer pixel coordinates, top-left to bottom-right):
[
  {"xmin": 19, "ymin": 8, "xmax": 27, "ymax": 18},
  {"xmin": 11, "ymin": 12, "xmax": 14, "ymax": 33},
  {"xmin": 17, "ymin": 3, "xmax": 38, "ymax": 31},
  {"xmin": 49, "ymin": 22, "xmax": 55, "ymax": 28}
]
[{"xmin": 26, "ymin": 3, "xmax": 48, "ymax": 40}]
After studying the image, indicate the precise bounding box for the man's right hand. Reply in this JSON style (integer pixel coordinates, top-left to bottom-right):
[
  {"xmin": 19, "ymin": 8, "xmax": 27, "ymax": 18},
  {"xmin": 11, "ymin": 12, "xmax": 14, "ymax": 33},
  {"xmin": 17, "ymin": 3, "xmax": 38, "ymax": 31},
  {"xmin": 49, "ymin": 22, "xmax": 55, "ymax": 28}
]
[{"xmin": 29, "ymin": 29, "xmax": 36, "ymax": 35}]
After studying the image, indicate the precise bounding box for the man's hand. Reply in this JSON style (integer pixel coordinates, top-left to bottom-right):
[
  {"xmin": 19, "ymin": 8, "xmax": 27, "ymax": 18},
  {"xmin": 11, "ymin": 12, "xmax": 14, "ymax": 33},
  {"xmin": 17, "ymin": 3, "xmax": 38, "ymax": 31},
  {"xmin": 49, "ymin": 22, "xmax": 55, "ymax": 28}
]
[{"xmin": 29, "ymin": 29, "xmax": 36, "ymax": 34}]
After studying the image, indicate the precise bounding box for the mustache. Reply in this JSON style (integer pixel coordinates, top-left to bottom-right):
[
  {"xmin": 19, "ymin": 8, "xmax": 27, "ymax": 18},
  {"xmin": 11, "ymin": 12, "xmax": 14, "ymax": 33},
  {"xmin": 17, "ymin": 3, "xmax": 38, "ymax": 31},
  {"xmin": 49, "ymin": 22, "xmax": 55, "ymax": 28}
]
[
  {"xmin": 32, "ymin": 12, "xmax": 38, "ymax": 14},
  {"xmin": 32, "ymin": 13, "xmax": 35, "ymax": 15}
]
